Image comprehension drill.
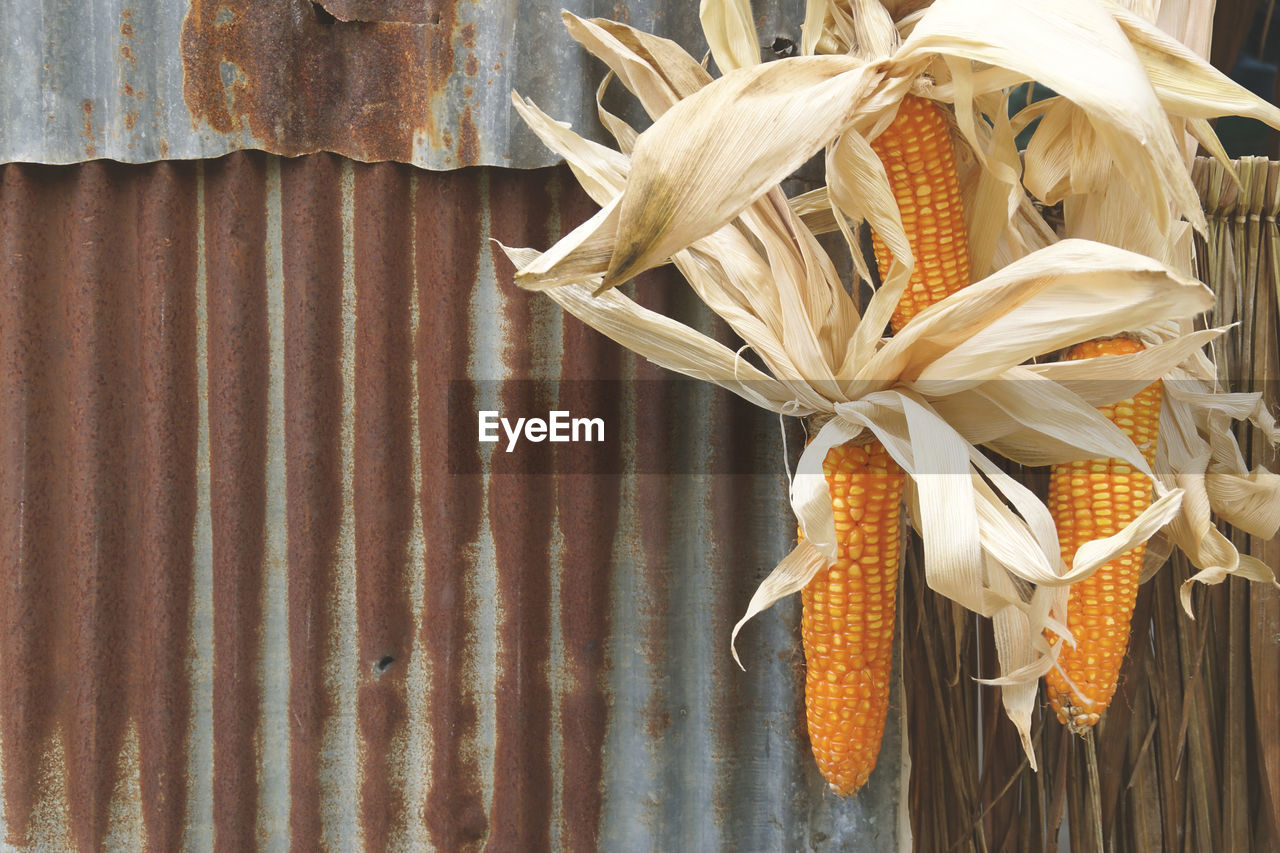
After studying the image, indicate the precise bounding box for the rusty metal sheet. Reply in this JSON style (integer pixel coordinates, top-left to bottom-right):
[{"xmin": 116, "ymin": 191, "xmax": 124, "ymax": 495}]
[
  {"xmin": 0, "ymin": 155, "xmax": 902, "ymax": 850},
  {"xmin": 0, "ymin": 0, "xmax": 804, "ymax": 168}
]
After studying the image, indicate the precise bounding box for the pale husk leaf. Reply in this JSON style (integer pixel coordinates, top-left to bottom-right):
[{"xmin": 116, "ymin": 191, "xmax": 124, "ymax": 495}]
[
  {"xmin": 1205, "ymin": 467, "xmax": 1280, "ymax": 539},
  {"xmin": 700, "ymin": 0, "xmax": 762, "ymax": 74},
  {"xmin": 729, "ymin": 539, "xmax": 830, "ymax": 667},
  {"xmin": 1107, "ymin": 3, "xmax": 1280, "ymax": 128},
  {"xmin": 603, "ymin": 55, "xmax": 885, "ymax": 287},
  {"xmin": 563, "ymin": 14, "xmax": 713, "ymax": 119}
]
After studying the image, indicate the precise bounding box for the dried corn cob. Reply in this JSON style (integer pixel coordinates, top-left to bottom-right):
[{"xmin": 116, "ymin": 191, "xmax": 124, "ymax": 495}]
[
  {"xmin": 801, "ymin": 94, "xmax": 970, "ymax": 796},
  {"xmin": 802, "ymin": 439, "xmax": 906, "ymax": 795},
  {"xmin": 870, "ymin": 94, "xmax": 972, "ymax": 334},
  {"xmin": 1044, "ymin": 336, "xmax": 1162, "ymax": 729}
]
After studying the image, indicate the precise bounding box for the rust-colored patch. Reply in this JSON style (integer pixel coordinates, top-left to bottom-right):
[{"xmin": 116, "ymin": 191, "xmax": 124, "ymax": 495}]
[
  {"xmin": 419, "ymin": 169, "xmax": 488, "ymax": 852},
  {"xmin": 486, "ymin": 170, "xmax": 557, "ymax": 853},
  {"xmin": 351, "ymin": 162, "xmax": 415, "ymax": 851},
  {"xmin": 464, "ymin": 53, "xmax": 478, "ymax": 77},
  {"xmin": 544, "ymin": 178, "xmax": 620, "ymax": 853},
  {"xmin": 133, "ymin": 162, "xmax": 200, "ymax": 853},
  {"xmin": 279, "ymin": 153, "xmax": 345, "ymax": 850},
  {"xmin": 120, "ymin": 44, "xmax": 136, "ymax": 66},
  {"xmin": 457, "ymin": 109, "xmax": 478, "ymax": 173},
  {"xmin": 204, "ymin": 151, "xmax": 271, "ymax": 852},
  {"xmin": 49, "ymin": 163, "xmax": 135, "ymax": 851},
  {"xmin": 180, "ymin": 0, "xmax": 443, "ymax": 163},
  {"xmin": 81, "ymin": 102, "xmax": 97, "ymax": 160},
  {"xmin": 0, "ymin": 164, "xmax": 77, "ymax": 846},
  {"xmin": 124, "ymin": 110, "xmax": 137, "ymax": 130},
  {"xmin": 459, "ymin": 22, "xmax": 476, "ymax": 49}
]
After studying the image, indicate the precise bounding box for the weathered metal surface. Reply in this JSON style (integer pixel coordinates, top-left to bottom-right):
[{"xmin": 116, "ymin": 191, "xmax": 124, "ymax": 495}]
[
  {"xmin": 0, "ymin": 155, "xmax": 902, "ymax": 850},
  {"xmin": 0, "ymin": 0, "xmax": 804, "ymax": 168}
]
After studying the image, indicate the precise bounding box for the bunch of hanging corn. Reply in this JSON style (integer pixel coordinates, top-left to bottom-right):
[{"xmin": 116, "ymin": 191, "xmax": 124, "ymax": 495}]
[{"xmin": 505, "ymin": 0, "xmax": 1274, "ymax": 807}]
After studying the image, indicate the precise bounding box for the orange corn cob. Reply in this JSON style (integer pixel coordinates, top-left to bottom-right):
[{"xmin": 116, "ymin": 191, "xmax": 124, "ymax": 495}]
[
  {"xmin": 802, "ymin": 439, "xmax": 906, "ymax": 795},
  {"xmin": 800, "ymin": 94, "xmax": 970, "ymax": 797},
  {"xmin": 870, "ymin": 93, "xmax": 971, "ymax": 334},
  {"xmin": 1044, "ymin": 337, "xmax": 1162, "ymax": 729}
]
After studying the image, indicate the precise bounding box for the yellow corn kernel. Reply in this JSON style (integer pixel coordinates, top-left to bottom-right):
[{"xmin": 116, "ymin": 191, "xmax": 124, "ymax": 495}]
[
  {"xmin": 1044, "ymin": 336, "xmax": 1162, "ymax": 730},
  {"xmin": 870, "ymin": 94, "xmax": 971, "ymax": 333},
  {"xmin": 802, "ymin": 440, "xmax": 905, "ymax": 796}
]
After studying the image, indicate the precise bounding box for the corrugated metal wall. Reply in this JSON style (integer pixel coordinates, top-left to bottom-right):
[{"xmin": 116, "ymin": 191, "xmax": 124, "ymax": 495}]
[{"xmin": 0, "ymin": 154, "xmax": 903, "ymax": 851}]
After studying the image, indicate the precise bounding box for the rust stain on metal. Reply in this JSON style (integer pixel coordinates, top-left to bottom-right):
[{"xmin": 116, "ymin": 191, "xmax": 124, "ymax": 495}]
[
  {"xmin": 132, "ymin": 161, "xmax": 201, "ymax": 853},
  {"xmin": 179, "ymin": 0, "xmax": 436, "ymax": 162},
  {"xmin": 457, "ymin": 109, "xmax": 479, "ymax": 175},
  {"xmin": 0, "ymin": 161, "xmax": 203, "ymax": 851},
  {"xmin": 278, "ymin": 152, "xmax": 345, "ymax": 850},
  {"xmin": 18, "ymin": 164, "xmax": 132, "ymax": 850},
  {"xmin": 546, "ymin": 183, "xmax": 622, "ymax": 852},
  {"xmin": 81, "ymin": 101, "xmax": 97, "ymax": 159},
  {"xmin": 351, "ymin": 162, "xmax": 415, "ymax": 851},
  {"xmin": 487, "ymin": 171, "xmax": 555, "ymax": 852},
  {"xmin": 418, "ymin": 169, "xmax": 488, "ymax": 851},
  {"xmin": 631, "ymin": 276, "xmax": 686, "ymax": 755},
  {"xmin": 203, "ymin": 151, "xmax": 271, "ymax": 851},
  {"xmin": 0, "ymin": 163, "xmax": 74, "ymax": 847},
  {"xmin": 120, "ymin": 10, "xmax": 138, "ymax": 68}
]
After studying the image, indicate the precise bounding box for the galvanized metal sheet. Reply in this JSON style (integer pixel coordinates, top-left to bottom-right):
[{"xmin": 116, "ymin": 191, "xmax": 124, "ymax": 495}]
[
  {"xmin": 0, "ymin": 156, "xmax": 902, "ymax": 850},
  {"xmin": 0, "ymin": 0, "xmax": 804, "ymax": 168}
]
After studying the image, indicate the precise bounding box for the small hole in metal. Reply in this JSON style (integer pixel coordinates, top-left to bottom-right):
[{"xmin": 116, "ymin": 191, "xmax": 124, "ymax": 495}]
[
  {"xmin": 375, "ymin": 655, "xmax": 395, "ymax": 674},
  {"xmin": 771, "ymin": 36, "xmax": 796, "ymax": 58}
]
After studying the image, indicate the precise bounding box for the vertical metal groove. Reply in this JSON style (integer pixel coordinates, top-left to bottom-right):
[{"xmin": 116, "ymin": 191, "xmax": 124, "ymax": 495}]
[
  {"xmin": 488, "ymin": 170, "xmax": 556, "ymax": 852},
  {"xmin": 204, "ymin": 151, "xmax": 269, "ymax": 852},
  {"xmin": 351, "ymin": 162, "xmax": 416, "ymax": 849},
  {"xmin": 391, "ymin": 168, "xmax": 431, "ymax": 853},
  {"xmin": 185, "ymin": 160, "xmax": 216, "ymax": 853},
  {"xmin": 320, "ymin": 156, "xmax": 361, "ymax": 853},
  {"xmin": 465, "ymin": 168, "xmax": 503, "ymax": 846},
  {"xmin": 64, "ymin": 163, "xmax": 131, "ymax": 848},
  {"xmin": 133, "ymin": 161, "xmax": 199, "ymax": 853},
  {"xmin": 418, "ymin": 168, "xmax": 487, "ymax": 850},
  {"xmin": 259, "ymin": 156, "xmax": 292, "ymax": 851},
  {"xmin": 280, "ymin": 152, "xmax": 343, "ymax": 851}
]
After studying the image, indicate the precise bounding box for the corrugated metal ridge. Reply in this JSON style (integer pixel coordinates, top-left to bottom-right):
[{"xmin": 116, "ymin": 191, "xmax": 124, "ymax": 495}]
[
  {"xmin": 0, "ymin": 155, "xmax": 901, "ymax": 851},
  {"xmin": 0, "ymin": 0, "xmax": 806, "ymax": 168}
]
